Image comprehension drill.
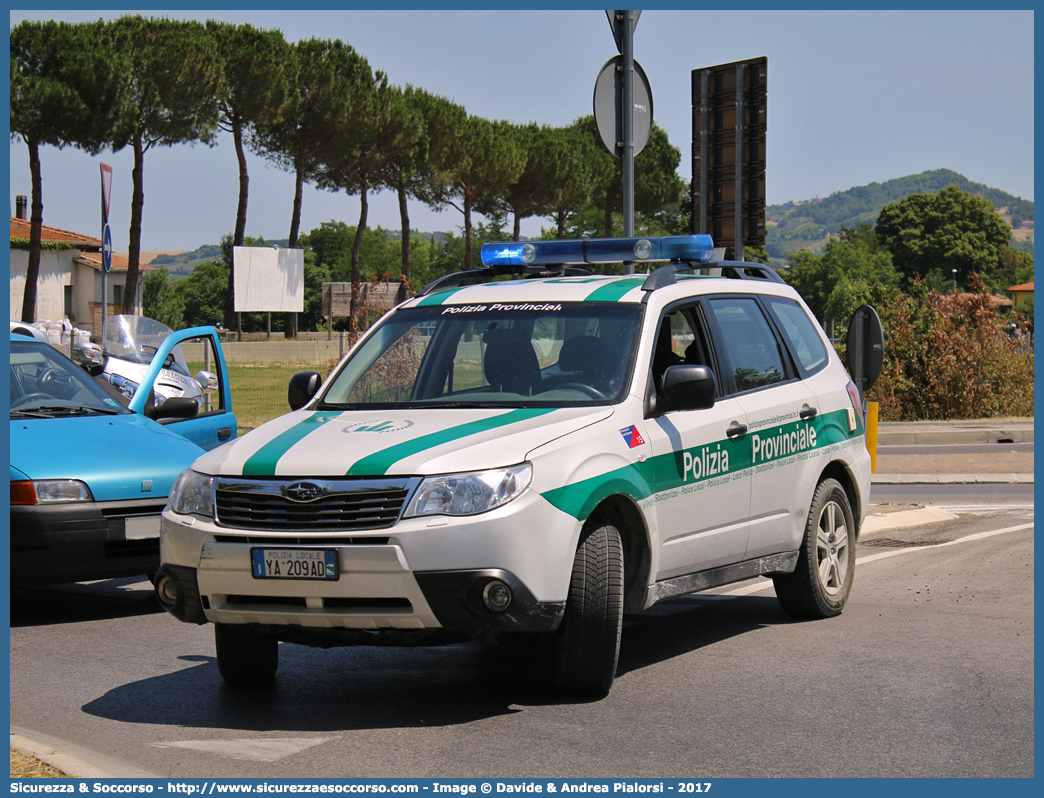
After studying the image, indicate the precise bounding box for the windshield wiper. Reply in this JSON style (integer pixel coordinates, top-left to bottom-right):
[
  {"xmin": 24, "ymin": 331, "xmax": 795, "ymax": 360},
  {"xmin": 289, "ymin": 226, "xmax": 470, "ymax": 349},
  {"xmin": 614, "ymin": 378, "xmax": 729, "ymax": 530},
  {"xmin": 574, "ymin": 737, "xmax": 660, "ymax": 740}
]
[
  {"xmin": 11, "ymin": 404, "xmax": 120, "ymax": 417},
  {"xmin": 315, "ymin": 402, "xmax": 356, "ymax": 411},
  {"xmin": 420, "ymin": 401, "xmax": 528, "ymax": 409}
]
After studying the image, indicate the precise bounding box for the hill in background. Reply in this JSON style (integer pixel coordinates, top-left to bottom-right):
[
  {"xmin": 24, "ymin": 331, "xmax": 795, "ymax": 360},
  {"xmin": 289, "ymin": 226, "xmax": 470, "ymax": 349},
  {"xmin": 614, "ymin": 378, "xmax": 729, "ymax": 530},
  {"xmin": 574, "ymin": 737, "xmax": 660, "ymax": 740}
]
[
  {"xmin": 765, "ymin": 168, "xmax": 1034, "ymax": 262},
  {"xmin": 142, "ymin": 169, "xmax": 1034, "ymax": 277}
]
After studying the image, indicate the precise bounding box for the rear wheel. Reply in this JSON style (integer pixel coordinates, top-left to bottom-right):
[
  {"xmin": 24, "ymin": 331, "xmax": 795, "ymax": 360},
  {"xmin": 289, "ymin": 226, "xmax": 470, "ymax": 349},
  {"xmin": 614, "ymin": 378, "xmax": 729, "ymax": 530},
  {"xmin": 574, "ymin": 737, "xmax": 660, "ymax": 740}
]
[
  {"xmin": 214, "ymin": 623, "xmax": 278, "ymax": 684},
  {"xmin": 773, "ymin": 478, "xmax": 856, "ymax": 619},
  {"xmin": 554, "ymin": 521, "xmax": 624, "ymax": 695}
]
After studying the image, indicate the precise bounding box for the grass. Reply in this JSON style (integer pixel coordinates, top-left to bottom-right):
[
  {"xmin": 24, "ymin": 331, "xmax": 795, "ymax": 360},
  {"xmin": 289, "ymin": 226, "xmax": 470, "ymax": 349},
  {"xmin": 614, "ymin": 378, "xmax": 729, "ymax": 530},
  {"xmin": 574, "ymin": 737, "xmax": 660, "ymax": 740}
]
[
  {"xmin": 10, "ymin": 748, "xmax": 68, "ymax": 778},
  {"xmin": 190, "ymin": 359, "xmax": 340, "ymax": 432}
]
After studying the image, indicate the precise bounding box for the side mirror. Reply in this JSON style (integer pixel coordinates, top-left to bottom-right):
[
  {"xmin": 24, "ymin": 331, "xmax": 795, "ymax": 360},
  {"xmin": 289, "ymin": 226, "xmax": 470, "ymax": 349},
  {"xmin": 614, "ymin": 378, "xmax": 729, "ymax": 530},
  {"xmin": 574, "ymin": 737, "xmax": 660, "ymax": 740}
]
[
  {"xmin": 72, "ymin": 342, "xmax": 105, "ymax": 368},
  {"xmin": 662, "ymin": 364, "xmax": 716, "ymax": 411},
  {"xmin": 194, "ymin": 370, "xmax": 219, "ymax": 394},
  {"xmin": 288, "ymin": 371, "xmax": 322, "ymax": 411},
  {"xmin": 150, "ymin": 396, "xmax": 200, "ymax": 422}
]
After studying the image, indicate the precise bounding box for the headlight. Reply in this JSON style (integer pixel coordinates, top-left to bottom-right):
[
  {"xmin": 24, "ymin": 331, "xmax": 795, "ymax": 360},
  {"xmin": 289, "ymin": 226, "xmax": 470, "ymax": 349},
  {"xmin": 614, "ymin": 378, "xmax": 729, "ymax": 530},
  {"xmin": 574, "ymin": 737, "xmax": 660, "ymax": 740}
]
[
  {"xmin": 404, "ymin": 463, "xmax": 532, "ymax": 518},
  {"xmin": 10, "ymin": 479, "xmax": 92, "ymax": 505},
  {"xmin": 169, "ymin": 469, "xmax": 214, "ymax": 517}
]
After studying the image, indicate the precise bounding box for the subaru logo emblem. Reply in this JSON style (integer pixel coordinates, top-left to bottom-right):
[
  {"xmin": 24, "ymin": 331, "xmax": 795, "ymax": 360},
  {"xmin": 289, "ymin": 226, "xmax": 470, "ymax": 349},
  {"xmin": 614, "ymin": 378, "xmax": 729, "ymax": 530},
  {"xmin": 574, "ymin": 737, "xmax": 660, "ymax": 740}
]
[{"xmin": 285, "ymin": 482, "xmax": 323, "ymax": 502}]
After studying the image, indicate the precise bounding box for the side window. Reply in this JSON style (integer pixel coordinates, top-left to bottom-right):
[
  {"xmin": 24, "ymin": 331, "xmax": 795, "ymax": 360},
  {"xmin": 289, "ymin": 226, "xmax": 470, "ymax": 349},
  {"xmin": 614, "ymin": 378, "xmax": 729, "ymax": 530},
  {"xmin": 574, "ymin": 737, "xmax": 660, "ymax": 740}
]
[
  {"xmin": 651, "ymin": 305, "xmax": 717, "ymax": 396},
  {"xmin": 764, "ymin": 297, "xmax": 829, "ymax": 376},
  {"xmin": 708, "ymin": 297, "xmax": 788, "ymax": 393},
  {"xmin": 182, "ymin": 334, "xmax": 228, "ymax": 414}
]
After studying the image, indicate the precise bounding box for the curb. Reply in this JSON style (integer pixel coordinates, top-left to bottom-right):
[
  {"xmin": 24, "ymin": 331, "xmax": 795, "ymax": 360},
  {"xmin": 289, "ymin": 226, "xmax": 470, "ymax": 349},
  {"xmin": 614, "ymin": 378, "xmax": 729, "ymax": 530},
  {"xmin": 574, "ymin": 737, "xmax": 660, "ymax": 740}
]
[
  {"xmin": 871, "ymin": 473, "xmax": 1033, "ymax": 484},
  {"xmin": 861, "ymin": 507, "xmax": 958, "ymax": 535},
  {"xmin": 10, "ymin": 727, "xmax": 158, "ymax": 779},
  {"xmin": 876, "ymin": 423, "xmax": 1033, "ymax": 446}
]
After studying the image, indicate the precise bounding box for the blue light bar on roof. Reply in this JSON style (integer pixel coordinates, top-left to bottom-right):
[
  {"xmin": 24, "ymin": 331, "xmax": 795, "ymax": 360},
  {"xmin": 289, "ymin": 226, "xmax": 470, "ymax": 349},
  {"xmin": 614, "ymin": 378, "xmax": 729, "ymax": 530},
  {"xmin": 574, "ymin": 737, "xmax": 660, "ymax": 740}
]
[{"xmin": 480, "ymin": 234, "xmax": 715, "ymax": 267}]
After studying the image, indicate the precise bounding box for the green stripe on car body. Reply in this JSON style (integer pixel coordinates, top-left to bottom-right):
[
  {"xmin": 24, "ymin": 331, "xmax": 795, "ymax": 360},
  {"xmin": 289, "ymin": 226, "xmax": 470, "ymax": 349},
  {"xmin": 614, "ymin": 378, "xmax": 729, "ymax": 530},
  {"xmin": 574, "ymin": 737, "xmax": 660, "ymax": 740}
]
[
  {"xmin": 583, "ymin": 277, "xmax": 646, "ymax": 303},
  {"xmin": 542, "ymin": 409, "xmax": 862, "ymax": 519},
  {"xmin": 242, "ymin": 412, "xmax": 344, "ymax": 476},
  {"xmin": 416, "ymin": 287, "xmax": 468, "ymax": 306},
  {"xmin": 346, "ymin": 407, "xmax": 558, "ymax": 476}
]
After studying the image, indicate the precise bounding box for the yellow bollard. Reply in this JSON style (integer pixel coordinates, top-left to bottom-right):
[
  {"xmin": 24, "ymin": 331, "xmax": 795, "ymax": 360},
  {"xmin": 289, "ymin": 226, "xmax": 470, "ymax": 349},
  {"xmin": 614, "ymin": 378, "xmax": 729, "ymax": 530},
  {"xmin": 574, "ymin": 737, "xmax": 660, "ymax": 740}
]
[{"xmin": 866, "ymin": 401, "xmax": 879, "ymax": 473}]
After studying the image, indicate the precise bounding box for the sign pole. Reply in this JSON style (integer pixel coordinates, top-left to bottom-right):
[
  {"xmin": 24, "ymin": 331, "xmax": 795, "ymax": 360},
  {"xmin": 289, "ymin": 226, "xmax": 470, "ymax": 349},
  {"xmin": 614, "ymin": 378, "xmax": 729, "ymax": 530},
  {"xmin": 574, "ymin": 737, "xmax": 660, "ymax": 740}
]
[
  {"xmin": 100, "ymin": 163, "xmax": 113, "ymax": 343},
  {"xmin": 621, "ymin": 10, "xmax": 635, "ymax": 271}
]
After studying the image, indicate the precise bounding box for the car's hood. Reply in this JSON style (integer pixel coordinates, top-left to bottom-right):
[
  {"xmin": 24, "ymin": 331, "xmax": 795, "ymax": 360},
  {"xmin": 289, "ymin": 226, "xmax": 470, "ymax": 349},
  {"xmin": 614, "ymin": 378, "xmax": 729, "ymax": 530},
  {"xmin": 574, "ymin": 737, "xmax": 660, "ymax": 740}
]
[
  {"xmin": 9, "ymin": 413, "xmax": 205, "ymax": 502},
  {"xmin": 193, "ymin": 406, "xmax": 615, "ymax": 478}
]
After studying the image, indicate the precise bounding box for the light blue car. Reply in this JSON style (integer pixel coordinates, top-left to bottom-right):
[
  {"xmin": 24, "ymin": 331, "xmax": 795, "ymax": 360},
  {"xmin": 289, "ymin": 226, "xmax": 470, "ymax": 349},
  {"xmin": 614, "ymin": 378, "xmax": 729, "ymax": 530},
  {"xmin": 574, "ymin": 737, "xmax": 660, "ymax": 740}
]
[{"xmin": 9, "ymin": 325, "xmax": 235, "ymax": 585}]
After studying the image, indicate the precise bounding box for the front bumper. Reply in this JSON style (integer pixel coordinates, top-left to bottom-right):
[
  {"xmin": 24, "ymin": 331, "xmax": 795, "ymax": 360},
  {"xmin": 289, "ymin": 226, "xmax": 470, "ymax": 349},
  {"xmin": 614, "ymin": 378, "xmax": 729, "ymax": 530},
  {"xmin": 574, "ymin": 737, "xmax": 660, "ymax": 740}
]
[
  {"xmin": 157, "ymin": 488, "xmax": 577, "ymax": 639},
  {"xmin": 10, "ymin": 498, "xmax": 167, "ymax": 585}
]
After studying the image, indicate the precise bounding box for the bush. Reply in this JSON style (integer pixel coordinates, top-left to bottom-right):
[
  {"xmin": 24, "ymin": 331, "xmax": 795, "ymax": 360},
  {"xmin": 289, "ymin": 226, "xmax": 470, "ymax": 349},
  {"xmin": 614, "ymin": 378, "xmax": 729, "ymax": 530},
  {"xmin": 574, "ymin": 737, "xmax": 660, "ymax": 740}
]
[{"xmin": 868, "ymin": 276, "xmax": 1033, "ymax": 420}]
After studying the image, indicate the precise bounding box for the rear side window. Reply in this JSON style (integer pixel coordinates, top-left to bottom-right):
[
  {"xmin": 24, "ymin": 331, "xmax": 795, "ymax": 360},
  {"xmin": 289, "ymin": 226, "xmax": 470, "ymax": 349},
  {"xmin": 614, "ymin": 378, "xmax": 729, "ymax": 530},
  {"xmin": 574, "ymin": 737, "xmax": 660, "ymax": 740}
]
[
  {"xmin": 764, "ymin": 297, "xmax": 829, "ymax": 376},
  {"xmin": 708, "ymin": 297, "xmax": 788, "ymax": 393}
]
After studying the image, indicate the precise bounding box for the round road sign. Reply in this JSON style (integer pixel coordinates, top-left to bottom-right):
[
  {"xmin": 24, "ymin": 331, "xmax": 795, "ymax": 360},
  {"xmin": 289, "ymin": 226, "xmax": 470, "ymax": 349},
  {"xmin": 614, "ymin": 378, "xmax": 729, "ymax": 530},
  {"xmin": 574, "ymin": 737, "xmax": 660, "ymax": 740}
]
[{"xmin": 593, "ymin": 56, "xmax": 653, "ymax": 158}]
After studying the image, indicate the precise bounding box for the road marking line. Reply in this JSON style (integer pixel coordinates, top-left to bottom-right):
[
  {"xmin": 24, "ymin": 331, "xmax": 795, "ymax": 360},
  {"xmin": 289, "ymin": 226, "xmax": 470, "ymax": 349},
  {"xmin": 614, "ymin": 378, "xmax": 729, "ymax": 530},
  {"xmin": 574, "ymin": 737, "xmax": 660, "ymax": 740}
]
[
  {"xmin": 718, "ymin": 522, "xmax": 1034, "ymax": 597},
  {"xmin": 857, "ymin": 522, "xmax": 1033, "ymax": 565}
]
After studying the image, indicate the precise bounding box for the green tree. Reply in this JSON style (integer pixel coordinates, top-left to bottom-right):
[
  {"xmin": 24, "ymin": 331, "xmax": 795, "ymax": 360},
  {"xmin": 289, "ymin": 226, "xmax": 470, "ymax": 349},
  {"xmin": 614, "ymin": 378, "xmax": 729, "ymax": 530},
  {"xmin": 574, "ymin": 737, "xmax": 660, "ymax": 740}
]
[
  {"xmin": 576, "ymin": 117, "xmax": 686, "ymax": 237},
  {"xmin": 541, "ymin": 123, "xmax": 601, "ymax": 239},
  {"xmin": 104, "ymin": 17, "xmax": 224, "ymax": 316},
  {"xmin": 250, "ymin": 37, "xmax": 372, "ymax": 334},
  {"xmin": 316, "ymin": 79, "xmax": 422, "ymax": 332},
  {"xmin": 142, "ymin": 268, "xmax": 184, "ymax": 329},
  {"xmin": 476, "ymin": 122, "xmax": 563, "ymax": 241},
  {"xmin": 782, "ymin": 224, "xmax": 901, "ymax": 333},
  {"xmin": 297, "ymin": 249, "xmax": 332, "ymax": 333},
  {"xmin": 10, "ymin": 19, "xmax": 128, "ymax": 322},
  {"xmin": 419, "ymin": 116, "xmax": 526, "ymax": 270},
  {"xmin": 875, "ymin": 185, "xmax": 1012, "ymax": 288},
  {"xmin": 177, "ymin": 259, "xmax": 229, "ymax": 328},
  {"xmin": 301, "ymin": 220, "xmax": 355, "ymax": 278},
  {"xmin": 988, "ymin": 246, "xmax": 1034, "ymax": 292},
  {"xmin": 382, "ymin": 86, "xmax": 468, "ymax": 301},
  {"xmin": 205, "ymin": 21, "xmax": 291, "ymax": 328}
]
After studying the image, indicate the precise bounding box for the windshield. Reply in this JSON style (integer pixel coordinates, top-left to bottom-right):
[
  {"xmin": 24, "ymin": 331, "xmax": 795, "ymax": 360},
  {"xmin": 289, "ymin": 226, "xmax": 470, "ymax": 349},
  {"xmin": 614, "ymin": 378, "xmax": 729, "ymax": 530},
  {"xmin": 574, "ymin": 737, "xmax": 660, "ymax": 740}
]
[
  {"xmin": 10, "ymin": 340, "xmax": 129, "ymax": 417},
  {"xmin": 104, "ymin": 315, "xmax": 190, "ymax": 376},
  {"xmin": 319, "ymin": 302, "xmax": 644, "ymax": 409}
]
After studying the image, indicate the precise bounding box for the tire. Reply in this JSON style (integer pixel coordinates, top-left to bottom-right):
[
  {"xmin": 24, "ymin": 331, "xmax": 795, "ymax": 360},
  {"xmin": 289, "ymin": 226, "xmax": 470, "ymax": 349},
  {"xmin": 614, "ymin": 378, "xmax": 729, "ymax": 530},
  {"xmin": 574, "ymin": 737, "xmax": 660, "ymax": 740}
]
[
  {"xmin": 773, "ymin": 478, "xmax": 856, "ymax": 619},
  {"xmin": 214, "ymin": 623, "xmax": 278, "ymax": 685},
  {"xmin": 554, "ymin": 522, "xmax": 624, "ymax": 695}
]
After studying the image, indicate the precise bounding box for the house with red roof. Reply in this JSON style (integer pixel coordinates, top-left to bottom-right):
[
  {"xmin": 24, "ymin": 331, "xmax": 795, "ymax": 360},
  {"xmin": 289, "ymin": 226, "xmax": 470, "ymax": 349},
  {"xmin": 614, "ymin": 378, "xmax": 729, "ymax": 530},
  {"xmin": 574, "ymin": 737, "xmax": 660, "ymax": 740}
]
[
  {"xmin": 1007, "ymin": 281, "xmax": 1033, "ymax": 312},
  {"xmin": 10, "ymin": 205, "xmax": 153, "ymax": 333}
]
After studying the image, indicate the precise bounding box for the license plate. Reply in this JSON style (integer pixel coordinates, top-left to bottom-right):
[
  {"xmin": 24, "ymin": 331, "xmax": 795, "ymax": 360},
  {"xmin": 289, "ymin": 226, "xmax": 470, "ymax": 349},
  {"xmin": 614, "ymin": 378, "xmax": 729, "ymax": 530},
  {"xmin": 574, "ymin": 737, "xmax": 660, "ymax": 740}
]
[
  {"xmin": 125, "ymin": 516, "xmax": 160, "ymax": 540},
  {"xmin": 251, "ymin": 548, "xmax": 338, "ymax": 580}
]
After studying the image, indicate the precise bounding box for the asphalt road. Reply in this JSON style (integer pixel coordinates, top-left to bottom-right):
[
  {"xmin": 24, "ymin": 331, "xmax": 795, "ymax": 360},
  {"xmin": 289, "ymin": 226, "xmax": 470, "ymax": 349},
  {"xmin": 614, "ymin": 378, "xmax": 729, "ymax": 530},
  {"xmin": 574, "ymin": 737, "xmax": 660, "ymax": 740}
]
[
  {"xmin": 9, "ymin": 503, "xmax": 1033, "ymax": 779},
  {"xmin": 871, "ymin": 482, "xmax": 1034, "ymax": 507}
]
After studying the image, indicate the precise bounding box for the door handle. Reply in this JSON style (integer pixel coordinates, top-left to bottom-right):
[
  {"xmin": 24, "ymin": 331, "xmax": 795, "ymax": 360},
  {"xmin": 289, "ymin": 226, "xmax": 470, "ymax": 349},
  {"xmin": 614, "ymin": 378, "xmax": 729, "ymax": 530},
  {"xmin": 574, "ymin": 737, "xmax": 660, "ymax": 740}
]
[
  {"xmin": 218, "ymin": 427, "xmax": 232, "ymax": 440},
  {"xmin": 799, "ymin": 406, "xmax": 818, "ymax": 421},
  {"xmin": 726, "ymin": 422, "xmax": 748, "ymax": 439}
]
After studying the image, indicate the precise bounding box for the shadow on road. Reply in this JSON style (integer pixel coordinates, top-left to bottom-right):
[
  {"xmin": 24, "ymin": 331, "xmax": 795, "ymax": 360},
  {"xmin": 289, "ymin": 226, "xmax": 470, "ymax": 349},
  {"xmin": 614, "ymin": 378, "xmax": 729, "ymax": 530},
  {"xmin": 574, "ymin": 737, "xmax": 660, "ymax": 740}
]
[
  {"xmin": 79, "ymin": 593, "xmax": 788, "ymax": 732},
  {"xmin": 10, "ymin": 577, "xmax": 163, "ymax": 627}
]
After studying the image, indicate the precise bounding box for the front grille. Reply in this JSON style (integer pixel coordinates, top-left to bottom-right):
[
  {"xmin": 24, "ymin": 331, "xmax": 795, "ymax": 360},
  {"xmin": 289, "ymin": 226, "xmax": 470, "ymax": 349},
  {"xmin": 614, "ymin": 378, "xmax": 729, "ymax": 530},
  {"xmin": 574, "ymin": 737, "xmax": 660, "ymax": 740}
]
[
  {"xmin": 212, "ymin": 535, "xmax": 389, "ymax": 546},
  {"xmin": 214, "ymin": 477, "xmax": 419, "ymax": 532}
]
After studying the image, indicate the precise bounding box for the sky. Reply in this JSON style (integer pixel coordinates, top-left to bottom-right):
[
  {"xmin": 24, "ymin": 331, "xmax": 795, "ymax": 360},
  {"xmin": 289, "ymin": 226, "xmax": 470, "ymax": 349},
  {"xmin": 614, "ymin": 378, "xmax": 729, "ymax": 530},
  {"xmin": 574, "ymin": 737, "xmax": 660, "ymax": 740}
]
[{"xmin": 7, "ymin": 5, "xmax": 1036, "ymax": 255}]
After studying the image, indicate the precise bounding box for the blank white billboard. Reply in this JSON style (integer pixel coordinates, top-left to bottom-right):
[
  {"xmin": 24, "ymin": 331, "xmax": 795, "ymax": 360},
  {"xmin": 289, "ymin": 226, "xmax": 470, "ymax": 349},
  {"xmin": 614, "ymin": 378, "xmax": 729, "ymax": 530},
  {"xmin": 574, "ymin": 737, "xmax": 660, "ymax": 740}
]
[{"xmin": 233, "ymin": 246, "xmax": 304, "ymax": 312}]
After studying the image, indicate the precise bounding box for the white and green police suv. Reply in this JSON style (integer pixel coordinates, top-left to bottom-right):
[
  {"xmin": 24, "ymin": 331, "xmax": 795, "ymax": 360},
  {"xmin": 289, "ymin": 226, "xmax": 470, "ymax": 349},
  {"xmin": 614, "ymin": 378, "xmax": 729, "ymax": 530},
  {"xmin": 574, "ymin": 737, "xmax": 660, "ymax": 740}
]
[{"xmin": 155, "ymin": 234, "xmax": 872, "ymax": 694}]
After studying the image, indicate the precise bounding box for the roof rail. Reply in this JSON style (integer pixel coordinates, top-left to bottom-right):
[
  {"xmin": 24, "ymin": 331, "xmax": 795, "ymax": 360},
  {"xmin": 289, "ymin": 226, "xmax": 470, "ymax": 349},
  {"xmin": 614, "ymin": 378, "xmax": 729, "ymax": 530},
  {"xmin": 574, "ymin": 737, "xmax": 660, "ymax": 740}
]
[
  {"xmin": 641, "ymin": 260, "xmax": 786, "ymax": 292},
  {"xmin": 417, "ymin": 265, "xmax": 593, "ymax": 297}
]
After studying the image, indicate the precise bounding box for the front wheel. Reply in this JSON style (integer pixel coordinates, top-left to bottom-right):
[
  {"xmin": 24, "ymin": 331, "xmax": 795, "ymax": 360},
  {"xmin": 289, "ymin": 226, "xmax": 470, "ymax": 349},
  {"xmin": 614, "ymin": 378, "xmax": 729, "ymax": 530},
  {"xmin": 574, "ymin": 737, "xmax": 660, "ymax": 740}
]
[
  {"xmin": 215, "ymin": 623, "xmax": 278, "ymax": 685},
  {"xmin": 773, "ymin": 478, "xmax": 856, "ymax": 619},
  {"xmin": 554, "ymin": 521, "xmax": 624, "ymax": 695}
]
